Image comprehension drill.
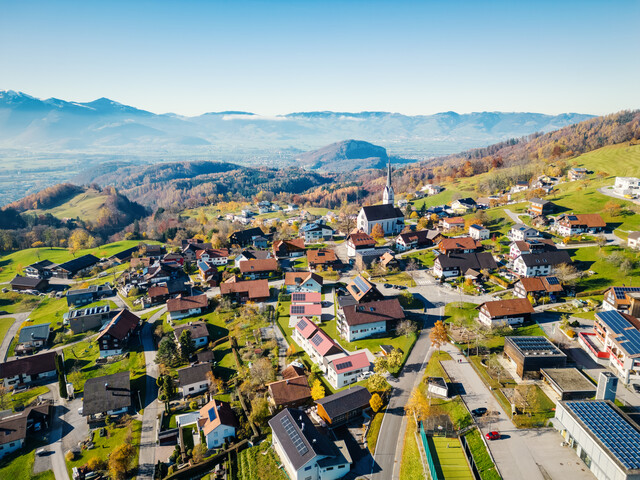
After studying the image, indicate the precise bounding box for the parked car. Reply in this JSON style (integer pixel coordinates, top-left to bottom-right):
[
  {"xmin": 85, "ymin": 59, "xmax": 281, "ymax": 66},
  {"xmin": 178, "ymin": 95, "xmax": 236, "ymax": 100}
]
[
  {"xmin": 486, "ymin": 431, "xmax": 500, "ymax": 440},
  {"xmin": 632, "ymin": 384, "xmax": 640, "ymax": 393},
  {"xmin": 383, "ymin": 284, "xmax": 391, "ymax": 289},
  {"xmin": 471, "ymin": 407, "xmax": 487, "ymax": 417}
]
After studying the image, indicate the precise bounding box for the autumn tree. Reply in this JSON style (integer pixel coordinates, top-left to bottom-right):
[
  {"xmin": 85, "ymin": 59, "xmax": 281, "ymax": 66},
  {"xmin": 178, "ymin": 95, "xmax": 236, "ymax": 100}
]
[
  {"xmin": 553, "ymin": 262, "xmax": 579, "ymax": 286},
  {"xmin": 371, "ymin": 223, "xmax": 385, "ymax": 240},
  {"xmin": 249, "ymin": 396, "xmax": 270, "ymax": 427},
  {"xmin": 250, "ymin": 357, "xmax": 275, "ymax": 386},
  {"xmin": 397, "ymin": 319, "xmax": 417, "ymax": 337},
  {"xmin": 367, "ymin": 373, "xmax": 390, "ymax": 393},
  {"xmin": 370, "ymin": 393, "xmax": 383, "ymax": 413},
  {"xmin": 405, "ymin": 258, "xmax": 418, "ymax": 273},
  {"xmin": 68, "ymin": 229, "xmax": 96, "ymax": 256},
  {"xmin": 311, "ymin": 379, "xmax": 325, "ymax": 400},
  {"xmin": 192, "ymin": 443, "xmax": 208, "ymax": 464},
  {"xmin": 429, "ymin": 320, "xmax": 448, "ymax": 351},
  {"xmin": 405, "ymin": 388, "xmax": 430, "ymax": 421},
  {"xmin": 206, "ymin": 371, "xmax": 225, "ymax": 395},
  {"xmin": 595, "ymin": 234, "xmax": 607, "ymax": 248},
  {"xmin": 108, "ymin": 441, "xmax": 136, "ymax": 480}
]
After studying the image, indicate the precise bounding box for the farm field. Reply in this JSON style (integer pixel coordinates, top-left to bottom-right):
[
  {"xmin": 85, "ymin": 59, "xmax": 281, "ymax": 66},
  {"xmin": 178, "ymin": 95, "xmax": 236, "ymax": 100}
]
[{"xmin": 26, "ymin": 189, "xmax": 110, "ymax": 221}]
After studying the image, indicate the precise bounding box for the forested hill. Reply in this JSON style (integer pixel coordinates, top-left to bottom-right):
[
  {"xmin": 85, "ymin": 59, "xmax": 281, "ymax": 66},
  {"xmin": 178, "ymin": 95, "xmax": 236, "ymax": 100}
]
[{"xmin": 76, "ymin": 161, "xmax": 335, "ymax": 208}]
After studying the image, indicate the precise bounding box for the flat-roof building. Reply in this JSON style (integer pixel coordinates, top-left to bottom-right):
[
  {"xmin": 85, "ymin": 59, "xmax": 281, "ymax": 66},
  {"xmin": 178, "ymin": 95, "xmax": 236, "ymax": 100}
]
[
  {"xmin": 540, "ymin": 368, "xmax": 597, "ymax": 401},
  {"xmin": 554, "ymin": 400, "xmax": 640, "ymax": 480},
  {"xmin": 504, "ymin": 336, "xmax": 566, "ymax": 378}
]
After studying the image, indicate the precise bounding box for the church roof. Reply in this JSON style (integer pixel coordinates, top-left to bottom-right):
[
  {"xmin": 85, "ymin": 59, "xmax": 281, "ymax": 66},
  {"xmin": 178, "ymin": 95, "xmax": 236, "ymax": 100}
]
[{"xmin": 360, "ymin": 204, "xmax": 404, "ymax": 222}]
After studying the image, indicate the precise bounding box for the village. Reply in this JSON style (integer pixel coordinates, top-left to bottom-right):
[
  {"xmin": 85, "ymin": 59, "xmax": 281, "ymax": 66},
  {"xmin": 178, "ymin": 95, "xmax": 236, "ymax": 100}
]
[{"xmin": 2, "ymin": 161, "xmax": 640, "ymax": 480}]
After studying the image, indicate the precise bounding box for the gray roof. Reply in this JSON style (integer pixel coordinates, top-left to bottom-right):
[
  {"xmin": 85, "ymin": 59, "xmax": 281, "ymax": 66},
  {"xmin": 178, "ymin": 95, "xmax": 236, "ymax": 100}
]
[
  {"xmin": 315, "ymin": 385, "xmax": 372, "ymax": 420},
  {"xmin": 56, "ymin": 254, "xmax": 100, "ymax": 274},
  {"xmin": 18, "ymin": 323, "xmax": 51, "ymax": 343},
  {"xmin": 360, "ymin": 204, "xmax": 404, "ymax": 222},
  {"xmin": 174, "ymin": 322, "xmax": 209, "ymax": 341},
  {"xmin": 82, "ymin": 371, "xmax": 131, "ymax": 416},
  {"xmin": 10, "ymin": 275, "xmax": 48, "ymax": 289},
  {"xmin": 517, "ymin": 251, "xmax": 571, "ymax": 267},
  {"xmin": 435, "ymin": 252, "xmax": 497, "ymax": 271},
  {"xmin": 178, "ymin": 363, "xmax": 212, "ymax": 386},
  {"xmin": 268, "ymin": 408, "xmax": 338, "ymax": 472},
  {"xmin": 628, "ymin": 232, "xmax": 640, "ymax": 240}
]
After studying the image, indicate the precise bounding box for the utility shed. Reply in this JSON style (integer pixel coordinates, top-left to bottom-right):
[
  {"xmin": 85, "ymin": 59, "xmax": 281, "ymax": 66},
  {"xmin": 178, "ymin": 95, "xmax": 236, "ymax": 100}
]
[
  {"xmin": 504, "ymin": 336, "xmax": 566, "ymax": 379},
  {"xmin": 541, "ymin": 368, "xmax": 597, "ymax": 401}
]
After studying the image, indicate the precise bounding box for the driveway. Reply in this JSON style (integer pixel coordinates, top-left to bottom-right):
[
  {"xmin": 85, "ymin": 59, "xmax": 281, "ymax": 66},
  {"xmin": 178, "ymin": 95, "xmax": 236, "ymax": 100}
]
[
  {"xmin": 598, "ymin": 186, "xmax": 640, "ymax": 206},
  {"xmin": 0, "ymin": 312, "xmax": 30, "ymax": 361},
  {"xmin": 137, "ymin": 307, "xmax": 166, "ymax": 480},
  {"xmin": 440, "ymin": 346, "xmax": 594, "ymax": 480}
]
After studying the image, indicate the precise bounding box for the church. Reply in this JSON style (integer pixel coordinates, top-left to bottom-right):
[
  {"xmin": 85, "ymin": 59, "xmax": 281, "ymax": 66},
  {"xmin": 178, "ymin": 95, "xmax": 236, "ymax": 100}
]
[{"xmin": 356, "ymin": 160, "xmax": 405, "ymax": 235}]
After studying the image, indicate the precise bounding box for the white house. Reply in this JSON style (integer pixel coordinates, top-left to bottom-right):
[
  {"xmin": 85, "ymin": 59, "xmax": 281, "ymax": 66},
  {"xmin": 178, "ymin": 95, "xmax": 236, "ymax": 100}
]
[
  {"xmin": 0, "ymin": 352, "xmax": 57, "ymax": 389},
  {"xmin": 166, "ymin": 295, "xmax": 208, "ymax": 321},
  {"xmin": 337, "ymin": 298, "xmax": 404, "ymax": 342},
  {"xmin": 174, "ymin": 322, "xmax": 210, "ymax": 348},
  {"xmin": 478, "ymin": 298, "xmax": 535, "ymax": 328},
  {"xmin": 508, "ymin": 224, "xmax": 540, "ymax": 242},
  {"xmin": 177, "ymin": 364, "xmax": 212, "ymax": 397},
  {"xmin": 196, "ymin": 248, "xmax": 229, "ymax": 266},
  {"xmin": 422, "ymin": 184, "xmax": 443, "ymax": 195},
  {"xmin": 325, "ymin": 351, "xmax": 371, "ymax": 389},
  {"xmin": 269, "ymin": 408, "xmax": 351, "ymax": 480},
  {"xmin": 512, "ymin": 251, "xmax": 572, "ymax": 277},
  {"xmin": 300, "ymin": 222, "xmax": 334, "ymax": 244},
  {"xmin": 468, "ymin": 224, "xmax": 490, "ymax": 240},
  {"xmin": 554, "ymin": 214, "xmax": 606, "ymax": 237},
  {"xmin": 614, "ymin": 176, "xmax": 640, "ymax": 196},
  {"xmin": 627, "ymin": 232, "xmax": 640, "ymax": 249},
  {"xmin": 198, "ymin": 399, "xmax": 237, "ymax": 448},
  {"xmin": 285, "ymin": 272, "xmax": 323, "ymax": 293},
  {"xmin": 346, "ymin": 232, "xmax": 377, "ymax": 257}
]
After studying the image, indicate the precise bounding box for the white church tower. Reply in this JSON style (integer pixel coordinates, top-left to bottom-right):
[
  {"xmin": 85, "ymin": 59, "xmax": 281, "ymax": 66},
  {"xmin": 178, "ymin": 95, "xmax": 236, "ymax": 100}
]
[{"xmin": 382, "ymin": 158, "xmax": 395, "ymax": 205}]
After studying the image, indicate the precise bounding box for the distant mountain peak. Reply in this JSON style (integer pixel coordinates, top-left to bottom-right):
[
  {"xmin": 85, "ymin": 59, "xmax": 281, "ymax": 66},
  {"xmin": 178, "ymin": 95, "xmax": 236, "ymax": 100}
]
[{"xmin": 296, "ymin": 139, "xmax": 390, "ymax": 172}]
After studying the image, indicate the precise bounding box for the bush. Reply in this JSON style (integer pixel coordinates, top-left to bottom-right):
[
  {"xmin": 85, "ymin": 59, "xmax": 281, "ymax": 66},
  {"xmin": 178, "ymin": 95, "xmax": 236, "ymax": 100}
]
[
  {"xmin": 565, "ymin": 328, "xmax": 576, "ymax": 338},
  {"xmin": 65, "ymin": 450, "xmax": 76, "ymax": 461},
  {"xmin": 189, "ymin": 401, "xmax": 198, "ymax": 410}
]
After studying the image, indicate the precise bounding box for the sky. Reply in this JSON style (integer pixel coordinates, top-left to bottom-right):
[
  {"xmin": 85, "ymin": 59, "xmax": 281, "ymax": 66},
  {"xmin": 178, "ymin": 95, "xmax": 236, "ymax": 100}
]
[{"xmin": 1, "ymin": 0, "xmax": 639, "ymax": 117}]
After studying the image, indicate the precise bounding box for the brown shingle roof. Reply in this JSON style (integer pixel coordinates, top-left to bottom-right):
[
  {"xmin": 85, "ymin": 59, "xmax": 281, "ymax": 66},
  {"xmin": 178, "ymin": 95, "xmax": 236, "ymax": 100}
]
[
  {"xmin": 174, "ymin": 321, "xmax": 209, "ymax": 340},
  {"xmin": 342, "ymin": 298, "xmax": 405, "ymax": 327},
  {"xmin": 238, "ymin": 258, "xmax": 279, "ymax": 273},
  {"xmin": 268, "ymin": 375, "xmax": 311, "ymax": 406},
  {"xmin": 96, "ymin": 309, "xmax": 140, "ymax": 341},
  {"xmin": 347, "ymin": 232, "xmax": 376, "ymax": 247},
  {"xmin": 480, "ymin": 298, "xmax": 535, "ymax": 318},
  {"xmin": 0, "ymin": 352, "xmax": 57, "ymax": 379},
  {"xmin": 284, "ymin": 272, "xmax": 323, "ymax": 287},
  {"xmin": 307, "ymin": 248, "xmax": 337, "ymax": 265},
  {"xmin": 282, "ymin": 364, "xmax": 306, "ymax": 379},
  {"xmin": 439, "ymin": 237, "xmax": 480, "ymax": 252},
  {"xmin": 167, "ymin": 294, "xmax": 209, "ymax": 313}
]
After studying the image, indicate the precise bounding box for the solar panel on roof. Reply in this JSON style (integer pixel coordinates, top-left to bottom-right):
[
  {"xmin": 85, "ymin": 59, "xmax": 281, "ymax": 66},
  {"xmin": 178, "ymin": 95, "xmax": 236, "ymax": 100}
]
[
  {"xmin": 208, "ymin": 407, "xmax": 218, "ymax": 422},
  {"xmin": 597, "ymin": 310, "xmax": 640, "ymax": 356},
  {"xmin": 292, "ymin": 293, "xmax": 305, "ymax": 302},
  {"xmin": 335, "ymin": 361, "xmax": 353, "ymax": 370},
  {"xmin": 566, "ymin": 401, "xmax": 640, "ymax": 470},
  {"xmin": 297, "ymin": 319, "xmax": 308, "ymax": 330},
  {"xmin": 291, "ymin": 305, "xmax": 306, "ymax": 314},
  {"xmin": 546, "ymin": 277, "xmax": 559, "ymax": 285},
  {"xmin": 311, "ymin": 334, "xmax": 324, "ymax": 346},
  {"xmin": 353, "ymin": 276, "xmax": 370, "ymax": 294},
  {"xmin": 280, "ymin": 416, "xmax": 308, "ymax": 456}
]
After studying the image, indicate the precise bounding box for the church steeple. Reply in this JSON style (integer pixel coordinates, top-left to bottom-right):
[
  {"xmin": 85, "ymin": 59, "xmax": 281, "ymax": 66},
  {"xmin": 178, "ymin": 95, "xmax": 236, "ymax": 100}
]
[{"xmin": 382, "ymin": 158, "xmax": 394, "ymax": 205}]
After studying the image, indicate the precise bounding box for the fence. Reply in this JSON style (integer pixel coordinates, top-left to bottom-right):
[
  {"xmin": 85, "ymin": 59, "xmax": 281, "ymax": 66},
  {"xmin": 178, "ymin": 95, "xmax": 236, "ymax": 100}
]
[
  {"xmin": 420, "ymin": 421, "xmax": 442, "ymax": 480},
  {"xmin": 459, "ymin": 433, "xmax": 482, "ymax": 480}
]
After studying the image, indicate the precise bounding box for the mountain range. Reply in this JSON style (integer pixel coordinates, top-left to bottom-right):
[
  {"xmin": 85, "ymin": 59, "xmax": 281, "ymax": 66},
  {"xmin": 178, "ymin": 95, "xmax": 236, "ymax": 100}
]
[{"xmin": 0, "ymin": 90, "xmax": 594, "ymax": 158}]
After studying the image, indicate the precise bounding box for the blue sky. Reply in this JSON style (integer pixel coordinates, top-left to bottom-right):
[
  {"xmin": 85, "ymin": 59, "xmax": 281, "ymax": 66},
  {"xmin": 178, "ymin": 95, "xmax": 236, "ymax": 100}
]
[{"xmin": 1, "ymin": 0, "xmax": 638, "ymax": 116}]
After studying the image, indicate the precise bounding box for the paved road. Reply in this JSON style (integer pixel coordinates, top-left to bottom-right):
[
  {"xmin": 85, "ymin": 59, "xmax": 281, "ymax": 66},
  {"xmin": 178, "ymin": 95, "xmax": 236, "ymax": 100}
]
[
  {"xmin": 598, "ymin": 186, "xmax": 640, "ymax": 206},
  {"xmin": 0, "ymin": 312, "xmax": 30, "ymax": 361},
  {"xmin": 440, "ymin": 344, "xmax": 594, "ymax": 480},
  {"xmin": 504, "ymin": 208, "xmax": 522, "ymax": 224},
  {"xmin": 137, "ymin": 307, "xmax": 166, "ymax": 480},
  {"xmin": 46, "ymin": 382, "xmax": 72, "ymax": 480}
]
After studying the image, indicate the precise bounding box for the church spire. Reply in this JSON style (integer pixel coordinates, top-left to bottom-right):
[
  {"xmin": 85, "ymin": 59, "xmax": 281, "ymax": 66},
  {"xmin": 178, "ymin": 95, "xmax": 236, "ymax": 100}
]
[{"xmin": 383, "ymin": 158, "xmax": 394, "ymax": 205}]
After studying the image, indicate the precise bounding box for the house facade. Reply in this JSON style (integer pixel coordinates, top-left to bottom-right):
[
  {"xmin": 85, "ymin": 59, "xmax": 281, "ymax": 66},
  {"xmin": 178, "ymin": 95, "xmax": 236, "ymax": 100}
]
[
  {"xmin": 337, "ymin": 298, "xmax": 404, "ymax": 342},
  {"xmin": 554, "ymin": 214, "xmax": 606, "ymax": 236},
  {"xmin": 178, "ymin": 364, "xmax": 212, "ymax": 397},
  {"xmin": 477, "ymin": 298, "xmax": 535, "ymax": 327},
  {"xmin": 469, "ymin": 224, "xmax": 490, "ymax": 240},
  {"xmin": 96, "ymin": 310, "xmax": 140, "ymax": 357},
  {"xmin": 614, "ymin": 176, "xmax": 640, "ymax": 196},
  {"xmin": 198, "ymin": 399, "xmax": 237, "ymax": 448},
  {"xmin": 0, "ymin": 352, "xmax": 57, "ymax": 388},
  {"xmin": 284, "ymin": 272, "xmax": 323, "ymax": 293},
  {"xmin": 508, "ymin": 224, "xmax": 540, "ymax": 242},
  {"xmin": 166, "ymin": 294, "xmax": 209, "ymax": 321},
  {"xmin": 512, "ymin": 251, "xmax": 572, "ymax": 277},
  {"xmin": 325, "ymin": 352, "xmax": 371, "ymax": 389},
  {"xmin": 346, "ymin": 232, "xmax": 377, "ymax": 257}
]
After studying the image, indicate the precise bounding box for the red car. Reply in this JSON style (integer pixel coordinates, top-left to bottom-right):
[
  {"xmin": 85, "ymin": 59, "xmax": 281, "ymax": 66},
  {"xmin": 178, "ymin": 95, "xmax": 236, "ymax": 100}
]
[{"xmin": 485, "ymin": 431, "xmax": 500, "ymax": 440}]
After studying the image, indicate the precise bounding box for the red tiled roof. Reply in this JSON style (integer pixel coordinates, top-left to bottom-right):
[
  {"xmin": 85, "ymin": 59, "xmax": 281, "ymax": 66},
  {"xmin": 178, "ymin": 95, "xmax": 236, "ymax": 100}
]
[
  {"xmin": 330, "ymin": 351, "xmax": 370, "ymax": 373},
  {"xmin": 220, "ymin": 279, "xmax": 270, "ymax": 299},
  {"xmin": 439, "ymin": 237, "xmax": 480, "ymax": 252},
  {"xmin": 444, "ymin": 217, "xmax": 465, "ymax": 224},
  {"xmin": 282, "ymin": 364, "xmax": 306, "ymax": 379},
  {"xmin": 307, "ymin": 248, "xmax": 337, "ymax": 264},
  {"xmin": 348, "ymin": 231, "xmax": 376, "ymax": 247},
  {"xmin": 284, "ymin": 271, "xmax": 323, "ymax": 287},
  {"xmin": 268, "ymin": 375, "xmax": 311, "ymax": 406},
  {"xmin": 309, "ymin": 330, "xmax": 341, "ymax": 356},
  {"xmin": 480, "ymin": 298, "xmax": 535, "ymax": 317},
  {"xmin": 294, "ymin": 318, "xmax": 318, "ymax": 339},
  {"xmin": 291, "ymin": 292, "xmax": 322, "ymax": 304},
  {"xmin": 289, "ymin": 303, "xmax": 322, "ymax": 316}
]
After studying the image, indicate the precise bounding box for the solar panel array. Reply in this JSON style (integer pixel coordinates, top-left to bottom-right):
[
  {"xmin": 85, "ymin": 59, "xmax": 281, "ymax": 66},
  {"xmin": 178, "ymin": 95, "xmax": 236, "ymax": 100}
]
[
  {"xmin": 510, "ymin": 336, "xmax": 561, "ymax": 355},
  {"xmin": 208, "ymin": 406, "xmax": 218, "ymax": 422},
  {"xmin": 335, "ymin": 361, "xmax": 353, "ymax": 371},
  {"xmin": 311, "ymin": 334, "xmax": 324, "ymax": 346},
  {"xmin": 353, "ymin": 276, "xmax": 371, "ymax": 294},
  {"xmin": 281, "ymin": 416, "xmax": 308, "ymax": 456},
  {"xmin": 297, "ymin": 319, "xmax": 308, "ymax": 331},
  {"xmin": 292, "ymin": 293, "xmax": 306, "ymax": 302},
  {"xmin": 291, "ymin": 305, "xmax": 306, "ymax": 314},
  {"xmin": 566, "ymin": 401, "xmax": 640, "ymax": 470},
  {"xmin": 612, "ymin": 287, "xmax": 640, "ymax": 300},
  {"xmin": 546, "ymin": 277, "xmax": 560, "ymax": 285},
  {"xmin": 597, "ymin": 310, "xmax": 640, "ymax": 356}
]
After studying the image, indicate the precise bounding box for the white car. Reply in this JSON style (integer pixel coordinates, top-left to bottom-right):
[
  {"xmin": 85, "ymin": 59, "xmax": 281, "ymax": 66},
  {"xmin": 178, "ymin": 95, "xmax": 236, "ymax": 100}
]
[{"xmin": 359, "ymin": 371, "xmax": 374, "ymax": 380}]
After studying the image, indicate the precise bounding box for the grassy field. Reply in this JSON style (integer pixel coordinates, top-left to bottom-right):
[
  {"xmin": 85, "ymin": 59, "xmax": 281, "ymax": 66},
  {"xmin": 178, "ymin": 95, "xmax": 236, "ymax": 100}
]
[
  {"xmin": 570, "ymin": 245, "xmax": 640, "ymax": 291},
  {"xmin": 0, "ymin": 317, "xmax": 15, "ymax": 346},
  {"xmin": 25, "ymin": 297, "xmax": 68, "ymax": 326},
  {"xmin": 65, "ymin": 420, "xmax": 142, "ymax": 478},
  {"xmin": 26, "ymin": 189, "xmax": 110, "ymax": 221},
  {"xmin": 464, "ymin": 428, "xmax": 502, "ymax": 480},
  {"xmin": 0, "ymin": 292, "xmax": 40, "ymax": 314},
  {"xmin": 430, "ymin": 436, "xmax": 474, "ymax": 480},
  {"xmin": 0, "ymin": 240, "xmax": 161, "ymax": 283},
  {"xmin": 10, "ymin": 385, "xmax": 49, "ymax": 411},
  {"xmin": 399, "ymin": 419, "xmax": 424, "ymax": 480}
]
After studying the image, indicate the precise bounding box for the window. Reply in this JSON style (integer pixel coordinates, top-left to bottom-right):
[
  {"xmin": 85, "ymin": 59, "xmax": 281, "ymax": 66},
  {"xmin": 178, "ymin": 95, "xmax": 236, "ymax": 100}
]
[
  {"xmin": 188, "ymin": 387, "xmax": 194, "ymax": 392},
  {"xmin": 9, "ymin": 442, "xmax": 15, "ymax": 447},
  {"xmin": 304, "ymin": 466, "xmax": 312, "ymax": 471}
]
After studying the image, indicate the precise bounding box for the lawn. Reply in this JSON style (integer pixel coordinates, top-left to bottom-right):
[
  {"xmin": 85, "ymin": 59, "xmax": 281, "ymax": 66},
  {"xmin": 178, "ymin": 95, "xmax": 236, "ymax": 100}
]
[
  {"xmin": 0, "ymin": 291, "xmax": 40, "ymax": 314},
  {"xmin": 65, "ymin": 420, "xmax": 142, "ymax": 478},
  {"xmin": 237, "ymin": 435, "xmax": 288, "ymax": 480},
  {"xmin": 399, "ymin": 419, "xmax": 424, "ymax": 480},
  {"xmin": 292, "ymin": 257, "xmax": 308, "ymax": 269},
  {"xmin": 367, "ymin": 409, "xmax": 385, "ymax": 454},
  {"xmin": 10, "ymin": 385, "xmax": 50, "ymax": 411},
  {"xmin": 25, "ymin": 297, "xmax": 68, "ymax": 326},
  {"xmin": 0, "ymin": 445, "xmax": 55, "ymax": 480},
  {"xmin": 379, "ymin": 272, "xmax": 417, "ymax": 287},
  {"xmin": 443, "ymin": 302, "xmax": 478, "ymax": 328},
  {"xmin": 0, "ymin": 317, "xmax": 15, "ymax": 346},
  {"xmin": 464, "ymin": 428, "xmax": 502, "ymax": 480},
  {"xmin": 404, "ymin": 249, "xmax": 436, "ymax": 269},
  {"xmin": 63, "ymin": 340, "xmax": 146, "ymax": 395}
]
